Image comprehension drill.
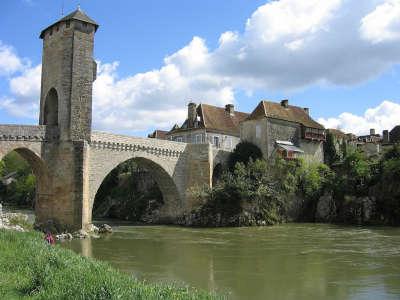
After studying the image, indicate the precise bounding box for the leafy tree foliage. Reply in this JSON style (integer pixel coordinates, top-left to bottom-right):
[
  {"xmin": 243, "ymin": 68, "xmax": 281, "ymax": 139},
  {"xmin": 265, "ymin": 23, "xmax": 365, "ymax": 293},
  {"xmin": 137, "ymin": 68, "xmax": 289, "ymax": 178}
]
[
  {"xmin": 324, "ymin": 132, "xmax": 340, "ymax": 166},
  {"xmin": 93, "ymin": 159, "xmax": 163, "ymax": 221},
  {"xmin": 228, "ymin": 141, "xmax": 263, "ymax": 171},
  {"xmin": 0, "ymin": 151, "xmax": 36, "ymax": 207}
]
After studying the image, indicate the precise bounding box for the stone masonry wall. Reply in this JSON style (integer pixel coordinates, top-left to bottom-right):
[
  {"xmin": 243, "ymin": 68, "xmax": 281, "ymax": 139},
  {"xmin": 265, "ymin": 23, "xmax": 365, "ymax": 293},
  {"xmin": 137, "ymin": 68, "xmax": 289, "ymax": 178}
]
[{"xmin": 86, "ymin": 132, "xmax": 211, "ymax": 226}]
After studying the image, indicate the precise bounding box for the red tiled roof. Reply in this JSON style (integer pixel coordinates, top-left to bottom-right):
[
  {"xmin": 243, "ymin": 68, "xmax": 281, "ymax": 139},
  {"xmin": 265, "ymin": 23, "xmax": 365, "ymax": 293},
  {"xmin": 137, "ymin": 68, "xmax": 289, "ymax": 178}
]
[
  {"xmin": 198, "ymin": 104, "xmax": 248, "ymax": 136},
  {"xmin": 168, "ymin": 103, "xmax": 249, "ymax": 137},
  {"xmin": 247, "ymin": 100, "xmax": 324, "ymax": 129}
]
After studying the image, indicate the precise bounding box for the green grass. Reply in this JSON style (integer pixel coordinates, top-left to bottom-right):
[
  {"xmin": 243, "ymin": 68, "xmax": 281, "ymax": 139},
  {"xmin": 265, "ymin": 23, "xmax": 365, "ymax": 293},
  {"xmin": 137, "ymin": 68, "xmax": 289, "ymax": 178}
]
[{"xmin": 0, "ymin": 229, "xmax": 223, "ymax": 299}]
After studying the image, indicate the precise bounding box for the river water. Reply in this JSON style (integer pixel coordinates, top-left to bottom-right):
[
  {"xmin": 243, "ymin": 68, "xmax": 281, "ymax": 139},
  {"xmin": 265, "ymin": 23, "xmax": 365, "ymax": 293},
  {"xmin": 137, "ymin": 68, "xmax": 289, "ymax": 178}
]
[{"xmin": 60, "ymin": 223, "xmax": 400, "ymax": 299}]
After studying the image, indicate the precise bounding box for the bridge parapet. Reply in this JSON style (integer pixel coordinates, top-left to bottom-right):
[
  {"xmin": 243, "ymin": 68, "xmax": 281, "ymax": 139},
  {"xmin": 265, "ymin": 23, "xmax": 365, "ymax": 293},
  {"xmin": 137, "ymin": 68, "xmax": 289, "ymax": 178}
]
[
  {"xmin": 90, "ymin": 131, "xmax": 187, "ymax": 158},
  {"xmin": 0, "ymin": 125, "xmax": 59, "ymax": 141}
]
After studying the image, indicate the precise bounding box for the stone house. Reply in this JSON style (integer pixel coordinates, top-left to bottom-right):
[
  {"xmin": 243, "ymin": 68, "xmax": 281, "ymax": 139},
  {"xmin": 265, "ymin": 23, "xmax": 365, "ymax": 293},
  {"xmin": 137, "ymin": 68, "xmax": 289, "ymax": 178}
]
[
  {"xmin": 166, "ymin": 102, "xmax": 249, "ymax": 151},
  {"xmin": 357, "ymin": 129, "xmax": 382, "ymax": 143},
  {"xmin": 148, "ymin": 130, "xmax": 167, "ymax": 140},
  {"xmin": 240, "ymin": 99, "xmax": 325, "ymax": 163}
]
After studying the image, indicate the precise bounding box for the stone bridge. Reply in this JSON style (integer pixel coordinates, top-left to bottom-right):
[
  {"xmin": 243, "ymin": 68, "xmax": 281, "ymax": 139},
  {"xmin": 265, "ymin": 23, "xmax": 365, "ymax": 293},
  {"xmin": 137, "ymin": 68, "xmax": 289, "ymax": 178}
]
[
  {"xmin": 0, "ymin": 124, "xmax": 216, "ymax": 230},
  {"xmin": 0, "ymin": 9, "xmax": 226, "ymax": 230}
]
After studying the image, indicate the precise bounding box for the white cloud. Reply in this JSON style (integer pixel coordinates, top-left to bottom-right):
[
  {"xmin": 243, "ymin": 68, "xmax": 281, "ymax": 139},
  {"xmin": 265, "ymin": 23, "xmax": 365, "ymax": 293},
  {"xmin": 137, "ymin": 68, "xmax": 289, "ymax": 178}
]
[
  {"xmin": 0, "ymin": 42, "xmax": 25, "ymax": 76},
  {"xmin": 318, "ymin": 100, "xmax": 400, "ymax": 135},
  {"xmin": 360, "ymin": 0, "xmax": 400, "ymax": 44},
  {"xmin": 10, "ymin": 64, "xmax": 41, "ymax": 101},
  {"xmin": 244, "ymin": 0, "xmax": 342, "ymax": 43},
  {"xmin": 92, "ymin": 49, "xmax": 234, "ymax": 132},
  {"xmin": 211, "ymin": 0, "xmax": 400, "ymax": 89},
  {"xmin": 0, "ymin": 96, "xmax": 38, "ymax": 119}
]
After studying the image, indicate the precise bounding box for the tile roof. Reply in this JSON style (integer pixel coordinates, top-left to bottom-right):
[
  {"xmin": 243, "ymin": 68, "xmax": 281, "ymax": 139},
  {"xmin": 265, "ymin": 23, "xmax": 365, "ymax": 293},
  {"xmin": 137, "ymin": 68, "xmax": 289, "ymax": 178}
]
[
  {"xmin": 40, "ymin": 8, "xmax": 99, "ymax": 38},
  {"xmin": 327, "ymin": 128, "xmax": 347, "ymax": 138},
  {"xmin": 247, "ymin": 100, "xmax": 324, "ymax": 129},
  {"xmin": 198, "ymin": 104, "xmax": 249, "ymax": 136},
  {"xmin": 168, "ymin": 103, "xmax": 249, "ymax": 137}
]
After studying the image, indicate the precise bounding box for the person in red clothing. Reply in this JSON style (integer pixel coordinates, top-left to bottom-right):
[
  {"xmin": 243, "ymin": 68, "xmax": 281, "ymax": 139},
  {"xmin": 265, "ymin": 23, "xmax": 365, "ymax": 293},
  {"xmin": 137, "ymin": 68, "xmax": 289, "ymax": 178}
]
[{"xmin": 44, "ymin": 231, "xmax": 55, "ymax": 245}]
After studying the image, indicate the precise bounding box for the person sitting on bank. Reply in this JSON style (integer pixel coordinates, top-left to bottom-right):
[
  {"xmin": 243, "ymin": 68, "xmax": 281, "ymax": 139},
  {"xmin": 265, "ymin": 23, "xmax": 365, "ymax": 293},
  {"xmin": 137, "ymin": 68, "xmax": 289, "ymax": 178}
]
[{"xmin": 44, "ymin": 231, "xmax": 55, "ymax": 245}]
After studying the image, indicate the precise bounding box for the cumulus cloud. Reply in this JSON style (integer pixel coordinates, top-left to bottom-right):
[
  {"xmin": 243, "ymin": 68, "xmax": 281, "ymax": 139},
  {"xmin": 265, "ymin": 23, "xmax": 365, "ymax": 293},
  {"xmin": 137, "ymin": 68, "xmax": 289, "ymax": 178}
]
[
  {"xmin": 92, "ymin": 38, "xmax": 234, "ymax": 131},
  {"xmin": 318, "ymin": 100, "xmax": 400, "ymax": 135},
  {"xmin": 210, "ymin": 0, "xmax": 400, "ymax": 89},
  {"xmin": 0, "ymin": 42, "xmax": 25, "ymax": 76},
  {"xmin": 1, "ymin": 0, "xmax": 400, "ymax": 134},
  {"xmin": 360, "ymin": 0, "xmax": 400, "ymax": 44}
]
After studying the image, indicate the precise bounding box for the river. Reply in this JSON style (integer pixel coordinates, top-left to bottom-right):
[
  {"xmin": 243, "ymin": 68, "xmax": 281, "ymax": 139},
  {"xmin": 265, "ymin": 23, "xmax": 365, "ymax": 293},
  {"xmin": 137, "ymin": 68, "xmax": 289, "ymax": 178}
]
[{"xmin": 59, "ymin": 223, "xmax": 400, "ymax": 299}]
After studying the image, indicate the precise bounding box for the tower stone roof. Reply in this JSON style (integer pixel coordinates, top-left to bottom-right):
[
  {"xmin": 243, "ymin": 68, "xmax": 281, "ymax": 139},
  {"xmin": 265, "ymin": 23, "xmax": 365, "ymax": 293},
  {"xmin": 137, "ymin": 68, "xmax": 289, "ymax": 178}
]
[{"xmin": 40, "ymin": 8, "xmax": 99, "ymax": 38}]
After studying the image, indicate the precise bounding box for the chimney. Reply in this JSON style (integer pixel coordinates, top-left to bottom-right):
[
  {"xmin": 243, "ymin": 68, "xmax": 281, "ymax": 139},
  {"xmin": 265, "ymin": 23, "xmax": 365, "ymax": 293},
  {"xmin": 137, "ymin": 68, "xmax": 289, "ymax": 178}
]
[
  {"xmin": 187, "ymin": 102, "xmax": 197, "ymax": 128},
  {"xmin": 225, "ymin": 104, "xmax": 234, "ymax": 116},
  {"xmin": 383, "ymin": 130, "xmax": 389, "ymax": 143},
  {"xmin": 303, "ymin": 107, "xmax": 309, "ymax": 115},
  {"xmin": 281, "ymin": 99, "xmax": 289, "ymax": 108},
  {"xmin": 370, "ymin": 128, "xmax": 376, "ymax": 135}
]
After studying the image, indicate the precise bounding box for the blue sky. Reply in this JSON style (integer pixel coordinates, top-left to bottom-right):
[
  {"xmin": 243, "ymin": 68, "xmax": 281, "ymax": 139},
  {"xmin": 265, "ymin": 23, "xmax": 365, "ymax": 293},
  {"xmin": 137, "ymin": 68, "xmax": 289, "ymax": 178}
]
[{"xmin": 0, "ymin": 0, "xmax": 399, "ymax": 136}]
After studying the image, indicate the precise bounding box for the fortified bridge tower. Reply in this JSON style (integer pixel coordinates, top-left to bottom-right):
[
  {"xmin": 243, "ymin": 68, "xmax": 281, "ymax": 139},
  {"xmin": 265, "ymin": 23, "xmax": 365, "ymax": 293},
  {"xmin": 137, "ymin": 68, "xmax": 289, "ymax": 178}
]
[
  {"xmin": 0, "ymin": 9, "xmax": 225, "ymax": 230},
  {"xmin": 38, "ymin": 8, "xmax": 98, "ymax": 229}
]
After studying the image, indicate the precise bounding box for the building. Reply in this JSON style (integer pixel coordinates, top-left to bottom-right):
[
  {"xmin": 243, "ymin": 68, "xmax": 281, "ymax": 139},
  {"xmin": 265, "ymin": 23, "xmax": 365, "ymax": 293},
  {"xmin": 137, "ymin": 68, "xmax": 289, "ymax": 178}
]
[
  {"xmin": 240, "ymin": 99, "xmax": 325, "ymax": 163},
  {"xmin": 147, "ymin": 130, "xmax": 167, "ymax": 140},
  {"xmin": 390, "ymin": 125, "xmax": 400, "ymax": 143},
  {"xmin": 166, "ymin": 102, "xmax": 249, "ymax": 151},
  {"xmin": 357, "ymin": 129, "xmax": 382, "ymax": 143}
]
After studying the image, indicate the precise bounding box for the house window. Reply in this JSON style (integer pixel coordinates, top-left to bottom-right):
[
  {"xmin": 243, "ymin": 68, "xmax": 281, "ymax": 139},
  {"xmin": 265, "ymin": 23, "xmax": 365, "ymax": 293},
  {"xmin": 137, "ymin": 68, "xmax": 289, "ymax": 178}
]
[
  {"xmin": 66, "ymin": 21, "xmax": 70, "ymax": 28},
  {"xmin": 256, "ymin": 124, "xmax": 261, "ymax": 139},
  {"xmin": 195, "ymin": 134, "xmax": 202, "ymax": 144},
  {"xmin": 213, "ymin": 136, "xmax": 220, "ymax": 147},
  {"xmin": 176, "ymin": 137, "xmax": 183, "ymax": 142}
]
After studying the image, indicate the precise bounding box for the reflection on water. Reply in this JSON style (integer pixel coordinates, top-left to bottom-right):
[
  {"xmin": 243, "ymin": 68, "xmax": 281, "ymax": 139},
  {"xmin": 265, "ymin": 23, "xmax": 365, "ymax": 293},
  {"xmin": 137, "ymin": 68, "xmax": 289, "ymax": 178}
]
[{"xmin": 60, "ymin": 223, "xmax": 400, "ymax": 300}]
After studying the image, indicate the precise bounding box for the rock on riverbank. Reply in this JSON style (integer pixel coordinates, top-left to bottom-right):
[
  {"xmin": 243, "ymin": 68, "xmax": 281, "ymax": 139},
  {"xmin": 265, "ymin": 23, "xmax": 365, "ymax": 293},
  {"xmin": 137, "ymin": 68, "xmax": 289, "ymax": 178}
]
[{"xmin": 0, "ymin": 204, "xmax": 28, "ymax": 232}]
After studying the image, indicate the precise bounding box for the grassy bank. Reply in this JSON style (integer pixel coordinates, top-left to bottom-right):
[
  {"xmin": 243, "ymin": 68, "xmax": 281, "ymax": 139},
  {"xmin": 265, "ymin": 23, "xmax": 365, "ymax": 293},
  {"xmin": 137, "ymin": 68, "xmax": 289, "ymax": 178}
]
[{"xmin": 0, "ymin": 229, "xmax": 222, "ymax": 299}]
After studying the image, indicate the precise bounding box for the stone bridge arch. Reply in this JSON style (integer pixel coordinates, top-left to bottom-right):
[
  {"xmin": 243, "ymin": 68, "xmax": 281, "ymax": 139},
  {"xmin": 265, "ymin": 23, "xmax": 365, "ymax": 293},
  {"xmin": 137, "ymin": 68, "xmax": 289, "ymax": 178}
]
[
  {"xmin": 86, "ymin": 133, "xmax": 191, "ymax": 225},
  {"xmin": 0, "ymin": 144, "xmax": 52, "ymax": 223},
  {"xmin": 88, "ymin": 153, "xmax": 182, "ymax": 223}
]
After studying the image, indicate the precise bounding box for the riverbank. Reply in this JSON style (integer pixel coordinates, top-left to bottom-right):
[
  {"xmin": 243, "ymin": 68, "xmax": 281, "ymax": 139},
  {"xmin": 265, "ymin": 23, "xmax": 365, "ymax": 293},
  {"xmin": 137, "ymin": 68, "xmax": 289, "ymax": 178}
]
[{"xmin": 0, "ymin": 229, "xmax": 222, "ymax": 299}]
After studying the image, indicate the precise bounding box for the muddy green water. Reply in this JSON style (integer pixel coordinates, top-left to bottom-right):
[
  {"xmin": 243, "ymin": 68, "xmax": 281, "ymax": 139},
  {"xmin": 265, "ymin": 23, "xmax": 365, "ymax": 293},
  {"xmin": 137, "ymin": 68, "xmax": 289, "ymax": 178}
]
[{"xmin": 60, "ymin": 224, "xmax": 400, "ymax": 299}]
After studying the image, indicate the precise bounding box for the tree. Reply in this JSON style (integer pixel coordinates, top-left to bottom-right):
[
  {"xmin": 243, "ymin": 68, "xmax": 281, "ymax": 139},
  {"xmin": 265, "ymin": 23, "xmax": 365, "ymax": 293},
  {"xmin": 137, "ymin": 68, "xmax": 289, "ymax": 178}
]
[
  {"xmin": 324, "ymin": 132, "xmax": 339, "ymax": 165},
  {"xmin": 228, "ymin": 141, "xmax": 263, "ymax": 171}
]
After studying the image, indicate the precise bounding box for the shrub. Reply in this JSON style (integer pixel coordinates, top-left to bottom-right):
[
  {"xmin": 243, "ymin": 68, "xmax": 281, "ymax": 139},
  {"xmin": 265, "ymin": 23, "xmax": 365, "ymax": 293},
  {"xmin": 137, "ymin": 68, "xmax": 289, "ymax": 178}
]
[{"xmin": 228, "ymin": 141, "xmax": 263, "ymax": 171}]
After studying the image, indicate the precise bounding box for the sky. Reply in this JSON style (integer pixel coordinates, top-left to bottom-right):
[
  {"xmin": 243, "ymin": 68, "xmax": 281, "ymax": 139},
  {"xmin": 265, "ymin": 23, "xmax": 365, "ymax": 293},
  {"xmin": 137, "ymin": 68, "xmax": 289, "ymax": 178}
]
[{"xmin": 0, "ymin": 0, "xmax": 399, "ymax": 137}]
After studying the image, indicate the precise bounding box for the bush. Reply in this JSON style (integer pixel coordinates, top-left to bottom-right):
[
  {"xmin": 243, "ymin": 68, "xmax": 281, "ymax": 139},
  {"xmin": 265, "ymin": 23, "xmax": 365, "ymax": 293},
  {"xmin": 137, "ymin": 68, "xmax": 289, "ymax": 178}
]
[
  {"xmin": 192, "ymin": 159, "xmax": 291, "ymax": 226},
  {"xmin": 228, "ymin": 141, "xmax": 263, "ymax": 171}
]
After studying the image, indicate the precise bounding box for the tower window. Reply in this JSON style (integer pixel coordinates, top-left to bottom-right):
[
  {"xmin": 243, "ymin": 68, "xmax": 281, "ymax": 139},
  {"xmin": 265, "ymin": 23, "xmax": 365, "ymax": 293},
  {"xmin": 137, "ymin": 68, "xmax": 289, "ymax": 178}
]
[{"xmin": 43, "ymin": 88, "xmax": 59, "ymax": 126}]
